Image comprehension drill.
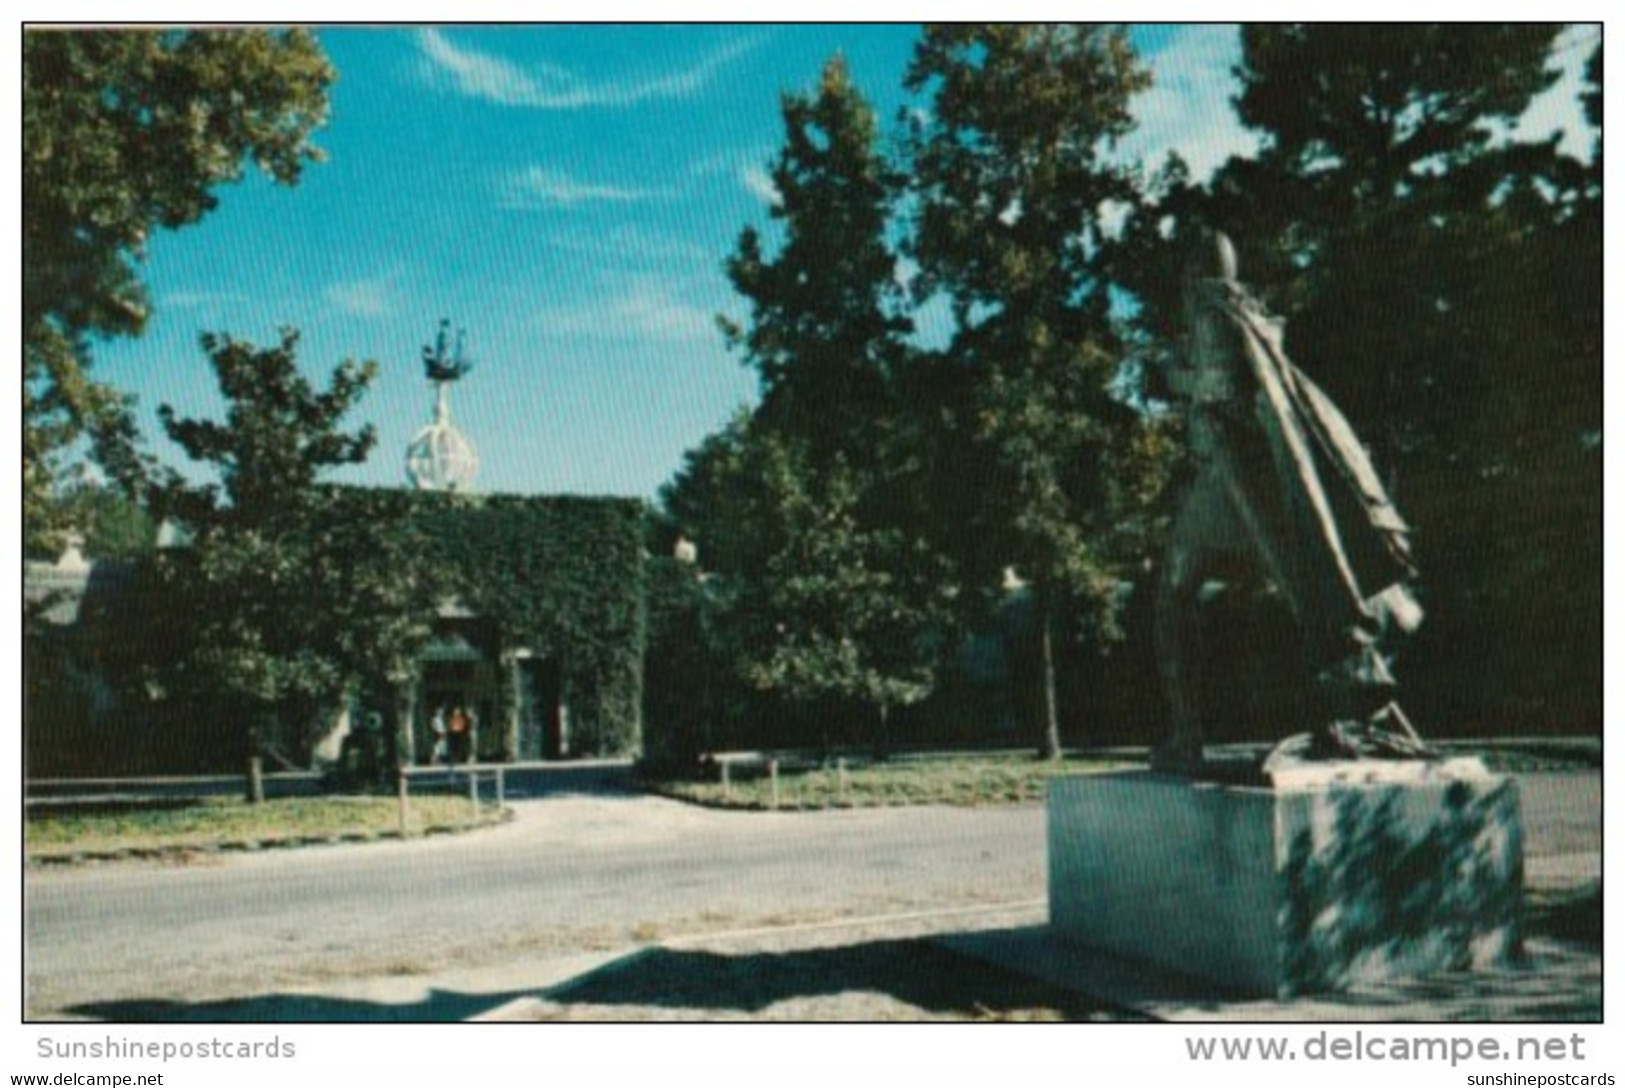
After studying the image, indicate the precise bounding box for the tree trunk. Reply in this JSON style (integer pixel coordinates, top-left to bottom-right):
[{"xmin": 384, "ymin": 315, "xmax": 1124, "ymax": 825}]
[
  {"xmin": 245, "ymin": 717, "xmax": 267, "ymax": 804},
  {"xmin": 1038, "ymin": 593, "xmax": 1062, "ymax": 761}
]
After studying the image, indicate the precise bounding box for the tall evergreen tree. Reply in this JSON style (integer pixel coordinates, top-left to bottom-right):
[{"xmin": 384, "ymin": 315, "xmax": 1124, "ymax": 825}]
[
  {"xmin": 722, "ymin": 56, "xmax": 911, "ymax": 459},
  {"xmin": 1114, "ymin": 26, "xmax": 1598, "ymax": 733},
  {"xmin": 1220, "ymin": 24, "xmax": 1566, "ymax": 478}
]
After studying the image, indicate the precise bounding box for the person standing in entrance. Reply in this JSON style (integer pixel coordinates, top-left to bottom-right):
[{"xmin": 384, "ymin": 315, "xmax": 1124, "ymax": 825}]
[{"xmin": 448, "ymin": 705, "xmax": 471, "ymax": 764}]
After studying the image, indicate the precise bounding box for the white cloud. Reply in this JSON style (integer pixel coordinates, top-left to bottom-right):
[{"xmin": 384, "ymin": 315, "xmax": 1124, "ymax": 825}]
[
  {"xmin": 688, "ymin": 147, "xmax": 780, "ymax": 206},
  {"xmin": 325, "ymin": 275, "xmax": 395, "ymax": 318},
  {"xmin": 416, "ymin": 29, "xmax": 758, "ymax": 110},
  {"xmin": 741, "ymin": 164, "xmax": 780, "ymax": 206},
  {"xmin": 502, "ymin": 166, "xmax": 664, "ymax": 210},
  {"xmin": 542, "ymin": 277, "xmax": 719, "ymax": 345},
  {"xmin": 1121, "ymin": 24, "xmax": 1260, "ymax": 181},
  {"xmin": 612, "ymin": 283, "xmax": 719, "ymax": 343}
]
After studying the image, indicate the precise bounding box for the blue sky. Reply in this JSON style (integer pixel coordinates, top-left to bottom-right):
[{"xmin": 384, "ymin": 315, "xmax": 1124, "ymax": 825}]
[{"xmin": 89, "ymin": 24, "xmax": 1596, "ymax": 502}]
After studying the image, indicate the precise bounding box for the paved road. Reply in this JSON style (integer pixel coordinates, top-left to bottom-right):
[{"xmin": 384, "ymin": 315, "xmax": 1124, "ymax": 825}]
[{"xmin": 24, "ymin": 772, "xmax": 1598, "ymax": 1018}]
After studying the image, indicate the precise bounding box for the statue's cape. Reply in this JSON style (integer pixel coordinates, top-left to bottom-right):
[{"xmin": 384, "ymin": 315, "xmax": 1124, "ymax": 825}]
[{"xmin": 1223, "ymin": 292, "xmax": 1419, "ymax": 622}]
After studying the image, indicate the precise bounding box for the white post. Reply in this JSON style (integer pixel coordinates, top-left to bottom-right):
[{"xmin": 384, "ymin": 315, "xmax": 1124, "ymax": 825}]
[{"xmin": 397, "ymin": 768, "xmax": 410, "ymax": 838}]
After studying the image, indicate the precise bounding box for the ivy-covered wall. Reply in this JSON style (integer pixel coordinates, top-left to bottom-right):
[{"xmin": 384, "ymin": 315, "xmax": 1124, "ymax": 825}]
[
  {"xmin": 405, "ymin": 491, "xmax": 647, "ymax": 757},
  {"xmin": 24, "ymin": 490, "xmax": 649, "ymax": 775}
]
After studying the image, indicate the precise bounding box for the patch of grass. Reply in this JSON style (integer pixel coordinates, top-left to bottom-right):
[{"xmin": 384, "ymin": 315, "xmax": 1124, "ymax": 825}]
[
  {"xmin": 645, "ymin": 752, "xmax": 1130, "ymax": 811},
  {"xmin": 25, "ymin": 795, "xmax": 505, "ymax": 861}
]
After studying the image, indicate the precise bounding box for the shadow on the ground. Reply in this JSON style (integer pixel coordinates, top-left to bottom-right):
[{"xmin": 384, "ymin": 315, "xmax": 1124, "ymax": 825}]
[
  {"xmin": 59, "ymin": 883, "xmax": 1600, "ymax": 1024},
  {"xmin": 543, "ymin": 938, "xmax": 1133, "ymax": 1020},
  {"xmin": 63, "ymin": 939, "xmax": 1129, "ymax": 1023},
  {"xmin": 1133, "ymin": 881, "xmax": 1602, "ymax": 1022},
  {"xmin": 1525, "ymin": 881, "xmax": 1601, "ymax": 948},
  {"xmin": 63, "ymin": 987, "xmax": 538, "ymax": 1023}
]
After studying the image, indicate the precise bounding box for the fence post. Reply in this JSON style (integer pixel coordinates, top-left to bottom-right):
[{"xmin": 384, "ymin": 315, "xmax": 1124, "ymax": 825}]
[
  {"xmin": 468, "ymin": 766, "xmax": 480, "ymax": 819},
  {"xmin": 396, "ymin": 767, "xmax": 410, "ymax": 838},
  {"xmin": 246, "ymin": 754, "xmax": 265, "ymax": 805},
  {"xmin": 769, "ymin": 759, "xmax": 780, "ymax": 811},
  {"xmin": 721, "ymin": 760, "xmax": 732, "ymax": 801},
  {"xmin": 837, "ymin": 758, "xmax": 849, "ymax": 806},
  {"xmin": 495, "ymin": 766, "xmax": 505, "ymax": 808}
]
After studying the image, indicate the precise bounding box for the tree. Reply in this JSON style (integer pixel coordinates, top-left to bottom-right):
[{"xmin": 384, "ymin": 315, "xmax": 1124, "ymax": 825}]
[
  {"xmin": 306, "ymin": 487, "xmax": 450, "ymax": 775},
  {"xmin": 149, "ymin": 330, "xmax": 441, "ymax": 797},
  {"xmin": 665, "ymin": 59, "xmax": 954, "ymax": 751},
  {"xmin": 1114, "ymin": 26, "xmax": 1600, "ymax": 734},
  {"xmin": 661, "ymin": 410, "xmax": 773, "ymax": 579},
  {"xmin": 903, "ymin": 25, "xmax": 1176, "ymax": 758},
  {"xmin": 1220, "ymin": 25, "xmax": 1566, "ymax": 479},
  {"xmin": 713, "ymin": 430, "xmax": 949, "ymax": 754},
  {"xmin": 720, "ymin": 56, "xmax": 911, "ymax": 461},
  {"xmin": 24, "ymin": 479, "xmax": 156, "ymax": 562},
  {"xmin": 23, "ymin": 28, "xmax": 333, "ymax": 551}
]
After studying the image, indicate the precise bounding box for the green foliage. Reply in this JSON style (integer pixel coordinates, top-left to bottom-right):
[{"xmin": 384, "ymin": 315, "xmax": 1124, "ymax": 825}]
[
  {"xmin": 131, "ymin": 326, "xmax": 644, "ymax": 764},
  {"xmin": 1111, "ymin": 25, "xmax": 1600, "ymax": 735},
  {"xmin": 23, "ymin": 28, "xmax": 333, "ymax": 551},
  {"xmin": 126, "ymin": 484, "xmax": 646, "ymax": 767},
  {"xmin": 904, "ymin": 25, "xmax": 1148, "ymax": 323},
  {"xmin": 721, "ymin": 56, "xmax": 911, "ymax": 460},
  {"xmin": 642, "ymin": 556, "xmax": 731, "ymax": 765},
  {"xmin": 903, "ymin": 25, "xmax": 1177, "ymax": 756},
  {"xmin": 146, "ymin": 330, "xmax": 427, "ymax": 759},
  {"xmin": 1223, "ymin": 25, "xmax": 1565, "ymax": 469},
  {"xmin": 310, "ymin": 488, "xmax": 450, "ymax": 692},
  {"xmin": 26, "ymin": 481, "xmax": 156, "ymax": 562},
  {"xmin": 657, "ymin": 25, "xmax": 1601, "ymax": 752},
  {"xmin": 408, "ymin": 493, "xmax": 648, "ymax": 756},
  {"xmin": 664, "ymin": 59, "xmax": 954, "ymax": 753},
  {"xmin": 661, "ymin": 411, "xmax": 764, "ymax": 577},
  {"xmin": 726, "ymin": 435, "xmax": 948, "ymax": 715}
]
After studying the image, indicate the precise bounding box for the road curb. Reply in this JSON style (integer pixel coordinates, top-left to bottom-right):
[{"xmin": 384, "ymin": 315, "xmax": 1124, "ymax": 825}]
[{"xmin": 26, "ymin": 808, "xmax": 514, "ymax": 868}]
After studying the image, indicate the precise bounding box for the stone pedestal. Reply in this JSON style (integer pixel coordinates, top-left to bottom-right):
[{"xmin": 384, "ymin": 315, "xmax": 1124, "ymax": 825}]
[{"xmin": 1048, "ymin": 765, "xmax": 1522, "ymax": 998}]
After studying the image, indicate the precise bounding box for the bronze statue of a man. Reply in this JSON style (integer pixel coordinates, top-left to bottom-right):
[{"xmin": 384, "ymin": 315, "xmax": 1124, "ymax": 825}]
[{"xmin": 1153, "ymin": 231, "xmax": 1426, "ymax": 775}]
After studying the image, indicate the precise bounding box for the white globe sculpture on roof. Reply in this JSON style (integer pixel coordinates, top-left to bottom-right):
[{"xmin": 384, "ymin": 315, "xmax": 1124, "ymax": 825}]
[{"xmin": 406, "ymin": 319, "xmax": 480, "ymax": 492}]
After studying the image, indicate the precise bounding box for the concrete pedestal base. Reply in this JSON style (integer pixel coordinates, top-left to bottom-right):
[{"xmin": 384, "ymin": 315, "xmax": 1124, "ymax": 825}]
[{"xmin": 1048, "ymin": 767, "xmax": 1522, "ymax": 998}]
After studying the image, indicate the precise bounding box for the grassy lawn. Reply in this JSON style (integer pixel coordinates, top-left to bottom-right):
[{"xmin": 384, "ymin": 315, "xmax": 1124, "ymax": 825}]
[
  {"xmin": 645, "ymin": 752, "xmax": 1133, "ymax": 810},
  {"xmin": 26, "ymin": 795, "xmax": 506, "ymax": 861},
  {"xmin": 644, "ymin": 739, "xmax": 1598, "ymax": 812}
]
